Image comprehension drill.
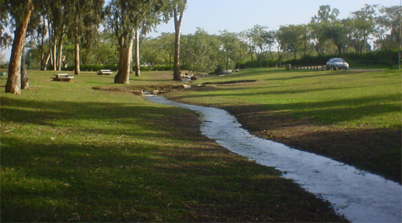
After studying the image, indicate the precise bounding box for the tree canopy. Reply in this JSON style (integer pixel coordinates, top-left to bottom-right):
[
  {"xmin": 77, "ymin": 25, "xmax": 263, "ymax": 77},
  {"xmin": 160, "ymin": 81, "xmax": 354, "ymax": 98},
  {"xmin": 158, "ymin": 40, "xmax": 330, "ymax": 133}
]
[{"xmin": 1, "ymin": 2, "xmax": 401, "ymax": 93}]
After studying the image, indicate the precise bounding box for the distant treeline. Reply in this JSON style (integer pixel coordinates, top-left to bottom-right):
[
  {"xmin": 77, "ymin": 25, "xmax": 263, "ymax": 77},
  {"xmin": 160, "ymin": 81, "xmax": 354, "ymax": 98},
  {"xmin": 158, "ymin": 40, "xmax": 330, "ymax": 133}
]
[{"xmin": 238, "ymin": 50, "xmax": 399, "ymax": 69}]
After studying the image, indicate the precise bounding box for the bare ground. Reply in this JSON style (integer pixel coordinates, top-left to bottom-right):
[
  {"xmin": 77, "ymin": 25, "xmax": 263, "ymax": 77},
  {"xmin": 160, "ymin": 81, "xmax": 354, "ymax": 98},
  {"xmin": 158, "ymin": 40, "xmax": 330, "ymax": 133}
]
[{"xmin": 222, "ymin": 104, "xmax": 401, "ymax": 183}]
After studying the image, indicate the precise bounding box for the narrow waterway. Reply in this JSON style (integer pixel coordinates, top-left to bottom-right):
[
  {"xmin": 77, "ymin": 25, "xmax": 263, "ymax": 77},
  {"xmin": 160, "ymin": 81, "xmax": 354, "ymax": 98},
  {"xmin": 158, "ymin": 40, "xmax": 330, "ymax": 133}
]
[{"xmin": 146, "ymin": 95, "xmax": 402, "ymax": 223}]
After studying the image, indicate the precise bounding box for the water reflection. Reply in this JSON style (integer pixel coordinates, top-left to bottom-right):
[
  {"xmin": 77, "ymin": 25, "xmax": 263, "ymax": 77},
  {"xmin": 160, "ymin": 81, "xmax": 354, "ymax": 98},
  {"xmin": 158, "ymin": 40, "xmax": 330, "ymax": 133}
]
[{"xmin": 146, "ymin": 95, "xmax": 401, "ymax": 223}]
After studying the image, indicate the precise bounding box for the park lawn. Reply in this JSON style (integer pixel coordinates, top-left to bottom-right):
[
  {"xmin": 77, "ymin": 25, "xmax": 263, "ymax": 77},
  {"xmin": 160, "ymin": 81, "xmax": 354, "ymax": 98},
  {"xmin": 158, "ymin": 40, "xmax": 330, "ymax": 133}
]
[
  {"xmin": 0, "ymin": 70, "xmax": 346, "ymax": 222},
  {"xmin": 165, "ymin": 68, "xmax": 402, "ymax": 183}
]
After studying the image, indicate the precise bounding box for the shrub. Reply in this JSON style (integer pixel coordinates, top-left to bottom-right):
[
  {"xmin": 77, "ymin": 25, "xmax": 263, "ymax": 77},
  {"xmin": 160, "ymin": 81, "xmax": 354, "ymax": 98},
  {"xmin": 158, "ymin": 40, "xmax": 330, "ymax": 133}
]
[{"xmin": 214, "ymin": 64, "xmax": 224, "ymax": 74}]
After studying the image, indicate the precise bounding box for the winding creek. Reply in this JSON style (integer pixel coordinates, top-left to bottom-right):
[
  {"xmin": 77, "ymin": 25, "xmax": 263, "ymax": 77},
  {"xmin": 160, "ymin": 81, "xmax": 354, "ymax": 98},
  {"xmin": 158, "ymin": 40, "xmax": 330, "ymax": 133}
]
[{"xmin": 146, "ymin": 95, "xmax": 401, "ymax": 223}]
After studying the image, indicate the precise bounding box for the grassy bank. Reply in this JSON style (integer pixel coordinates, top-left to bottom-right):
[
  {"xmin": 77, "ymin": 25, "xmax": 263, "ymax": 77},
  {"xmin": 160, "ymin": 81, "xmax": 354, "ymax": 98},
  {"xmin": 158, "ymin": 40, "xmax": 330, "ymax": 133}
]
[
  {"xmin": 0, "ymin": 70, "xmax": 346, "ymax": 221},
  {"xmin": 165, "ymin": 68, "xmax": 402, "ymax": 183}
]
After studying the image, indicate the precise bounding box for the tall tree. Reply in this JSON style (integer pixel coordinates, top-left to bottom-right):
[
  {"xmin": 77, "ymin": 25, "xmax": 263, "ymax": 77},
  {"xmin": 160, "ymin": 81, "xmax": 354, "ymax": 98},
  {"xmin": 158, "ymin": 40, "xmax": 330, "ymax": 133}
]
[
  {"xmin": 41, "ymin": 0, "xmax": 67, "ymax": 71},
  {"xmin": 105, "ymin": 0, "xmax": 166, "ymax": 84},
  {"xmin": 159, "ymin": 32, "xmax": 175, "ymax": 67},
  {"xmin": 309, "ymin": 5, "xmax": 340, "ymax": 55},
  {"xmin": 66, "ymin": 0, "xmax": 104, "ymax": 75},
  {"xmin": 277, "ymin": 24, "xmax": 306, "ymax": 60},
  {"xmin": 241, "ymin": 25, "xmax": 274, "ymax": 64},
  {"xmin": 4, "ymin": 0, "xmax": 34, "ymax": 94},
  {"xmin": 322, "ymin": 19, "xmax": 351, "ymax": 56},
  {"xmin": 375, "ymin": 5, "xmax": 401, "ymax": 51},
  {"xmin": 311, "ymin": 5, "xmax": 339, "ymax": 23},
  {"xmin": 169, "ymin": 0, "xmax": 187, "ymax": 81},
  {"xmin": 349, "ymin": 4, "xmax": 378, "ymax": 54},
  {"xmin": 181, "ymin": 28, "xmax": 219, "ymax": 73}
]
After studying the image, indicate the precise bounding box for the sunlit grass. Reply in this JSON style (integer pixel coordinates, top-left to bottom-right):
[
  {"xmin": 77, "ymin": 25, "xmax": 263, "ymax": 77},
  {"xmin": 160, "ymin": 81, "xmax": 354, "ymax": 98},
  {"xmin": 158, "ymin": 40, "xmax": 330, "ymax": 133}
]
[
  {"xmin": 172, "ymin": 68, "xmax": 401, "ymax": 129},
  {"xmin": 165, "ymin": 68, "xmax": 401, "ymax": 182}
]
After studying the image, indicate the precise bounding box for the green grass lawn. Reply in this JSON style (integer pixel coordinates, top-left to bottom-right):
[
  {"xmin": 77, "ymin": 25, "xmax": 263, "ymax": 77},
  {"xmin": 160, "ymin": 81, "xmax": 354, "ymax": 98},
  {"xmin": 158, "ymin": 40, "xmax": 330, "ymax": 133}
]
[
  {"xmin": 165, "ymin": 68, "xmax": 402, "ymax": 182},
  {"xmin": 0, "ymin": 70, "xmax": 345, "ymax": 222},
  {"xmin": 170, "ymin": 68, "xmax": 401, "ymax": 128}
]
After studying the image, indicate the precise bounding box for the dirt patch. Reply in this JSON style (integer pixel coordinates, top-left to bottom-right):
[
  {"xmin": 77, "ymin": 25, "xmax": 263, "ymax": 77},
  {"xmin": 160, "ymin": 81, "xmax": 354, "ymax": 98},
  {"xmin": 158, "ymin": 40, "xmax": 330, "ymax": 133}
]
[
  {"xmin": 223, "ymin": 104, "xmax": 401, "ymax": 183},
  {"xmin": 93, "ymin": 84, "xmax": 181, "ymax": 95},
  {"xmin": 203, "ymin": 80, "xmax": 257, "ymax": 85}
]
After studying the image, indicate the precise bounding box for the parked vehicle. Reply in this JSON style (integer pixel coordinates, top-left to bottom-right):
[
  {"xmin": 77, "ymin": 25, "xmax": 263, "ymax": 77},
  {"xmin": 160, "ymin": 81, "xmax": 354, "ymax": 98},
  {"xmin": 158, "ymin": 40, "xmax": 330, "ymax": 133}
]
[{"xmin": 326, "ymin": 58, "xmax": 349, "ymax": 70}]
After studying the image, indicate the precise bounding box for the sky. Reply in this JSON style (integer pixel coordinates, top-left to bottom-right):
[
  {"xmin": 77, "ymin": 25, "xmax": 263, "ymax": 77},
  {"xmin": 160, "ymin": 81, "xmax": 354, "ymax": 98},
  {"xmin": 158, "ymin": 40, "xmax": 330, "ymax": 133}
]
[
  {"xmin": 149, "ymin": 0, "xmax": 399, "ymax": 36},
  {"xmin": 0, "ymin": 0, "xmax": 400, "ymax": 63}
]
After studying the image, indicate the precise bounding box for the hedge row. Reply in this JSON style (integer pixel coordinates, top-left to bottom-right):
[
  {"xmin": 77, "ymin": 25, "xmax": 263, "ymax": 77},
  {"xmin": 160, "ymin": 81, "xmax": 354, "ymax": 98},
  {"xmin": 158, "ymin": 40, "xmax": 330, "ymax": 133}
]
[{"xmin": 236, "ymin": 50, "xmax": 400, "ymax": 69}]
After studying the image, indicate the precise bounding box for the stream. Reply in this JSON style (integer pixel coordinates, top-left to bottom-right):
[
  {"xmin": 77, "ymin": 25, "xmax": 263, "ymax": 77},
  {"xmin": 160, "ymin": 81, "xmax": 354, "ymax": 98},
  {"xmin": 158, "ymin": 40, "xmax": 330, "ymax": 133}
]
[{"xmin": 146, "ymin": 95, "xmax": 402, "ymax": 223}]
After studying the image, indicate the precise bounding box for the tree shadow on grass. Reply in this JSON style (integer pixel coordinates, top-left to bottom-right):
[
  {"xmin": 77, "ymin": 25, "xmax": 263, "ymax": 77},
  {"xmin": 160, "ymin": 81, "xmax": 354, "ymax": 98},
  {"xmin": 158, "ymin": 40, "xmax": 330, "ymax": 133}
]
[
  {"xmin": 1, "ymin": 135, "xmax": 345, "ymax": 222},
  {"xmin": 1, "ymin": 95, "xmax": 347, "ymax": 222}
]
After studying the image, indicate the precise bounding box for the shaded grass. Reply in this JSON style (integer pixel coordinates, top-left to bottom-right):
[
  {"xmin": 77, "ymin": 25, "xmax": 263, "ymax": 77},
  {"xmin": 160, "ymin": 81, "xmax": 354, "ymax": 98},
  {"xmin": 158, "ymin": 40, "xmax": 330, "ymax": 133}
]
[
  {"xmin": 0, "ymin": 70, "xmax": 346, "ymax": 221},
  {"xmin": 166, "ymin": 68, "xmax": 402, "ymax": 182}
]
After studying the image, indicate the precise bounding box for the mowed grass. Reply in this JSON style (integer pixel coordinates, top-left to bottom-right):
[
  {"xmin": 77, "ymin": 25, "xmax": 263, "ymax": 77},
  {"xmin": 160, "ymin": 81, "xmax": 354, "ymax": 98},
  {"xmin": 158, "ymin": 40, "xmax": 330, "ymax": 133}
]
[
  {"xmin": 166, "ymin": 68, "xmax": 402, "ymax": 182},
  {"xmin": 169, "ymin": 68, "xmax": 401, "ymax": 128},
  {"xmin": 0, "ymin": 70, "xmax": 346, "ymax": 222}
]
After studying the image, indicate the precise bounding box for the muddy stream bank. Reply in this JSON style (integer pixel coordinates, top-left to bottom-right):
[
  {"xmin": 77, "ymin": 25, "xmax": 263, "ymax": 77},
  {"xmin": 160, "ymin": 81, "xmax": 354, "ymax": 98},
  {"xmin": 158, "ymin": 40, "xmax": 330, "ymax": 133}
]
[{"xmin": 146, "ymin": 95, "xmax": 401, "ymax": 223}]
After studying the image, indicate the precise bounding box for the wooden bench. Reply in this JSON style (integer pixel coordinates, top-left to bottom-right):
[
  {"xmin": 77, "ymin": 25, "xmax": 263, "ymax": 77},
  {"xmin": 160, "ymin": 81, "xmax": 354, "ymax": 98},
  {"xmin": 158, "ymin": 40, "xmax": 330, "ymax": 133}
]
[
  {"xmin": 97, "ymin": 69, "xmax": 113, "ymax": 75},
  {"xmin": 53, "ymin": 73, "xmax": 74, "ymax": 82}
]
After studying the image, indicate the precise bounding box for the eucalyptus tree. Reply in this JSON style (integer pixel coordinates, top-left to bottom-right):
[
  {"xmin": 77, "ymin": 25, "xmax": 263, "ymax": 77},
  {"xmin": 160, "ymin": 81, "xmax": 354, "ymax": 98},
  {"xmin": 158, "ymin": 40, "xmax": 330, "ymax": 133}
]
[
  {"xmin": 105, "ymin": 0, "xmax": 166, "ymax": 84},
  {"xmin": 349, "ymin": 4, "xmax": 378, "ymax": 54},
  {"xmin": 0, "ymin": 0, "xmax": 12, "ymax": 48},
  {"xmin": 311, "ymin": 5, "xmax": 339, "ymax": 23},
  {"xmin": 322, "ymin": 19, "xmax": 351, "ymax": 56},
  {"xmin": 241, "ymin": 25, "xmax": 276, "ymax": 64},
  {"xmin": 277, "ymin": 24, "xmax": 307, "ymax": 60},
  {"xmin": 65, "ymin": 0, "xmax": 104, "ymax": 75},
  {"xmin": 166, "ymin": 0, "xmax": 187, "ymax": 81},
  {"xmin": 181, "ymin": 28, "xmax": 219, "ymax": 73},
  {"xmin": 140, "ymin": 36, "xmax": 166, "ymax": 68},
  {"xmin": 158, "ymin": 32, "xmax": 175, "ymax": 67},
  {"xmin": 37, "ymin": 0, "xmax": 71, "ymax": 71},
  {"xmin": 375, "ymin": 5, "xmax": 402, "ymax": 51},
  {"xmin": 309, "ymin": 5, "xmax": 340, "ymax": 55},
  {"xmin": 3, "ymin": 0, "xmax": 34, "ymax": 94},
  {"xmin": 219, "ymin": 30, "xmax": 237, "ymax": 70},
  {"xmin": 219, "ymin": 30, "xmax": 249, "ymax": 69}
]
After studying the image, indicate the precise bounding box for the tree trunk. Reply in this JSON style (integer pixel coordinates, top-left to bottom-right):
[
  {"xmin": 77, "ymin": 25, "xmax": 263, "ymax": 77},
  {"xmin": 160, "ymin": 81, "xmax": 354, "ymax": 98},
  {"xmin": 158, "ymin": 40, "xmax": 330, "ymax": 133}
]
[
  {"xmin": 56, "ymin": 27, "xmax": 65, "ymax": 71},
  {"xmin": 56, "ymin": 41, "xmax": 63, "ymax": 71},
  {"xmin": 6, "ymin": 0, "xmax": 33, "ymax": 94},
  {"xmin": 40, "ymin": 16, "xmax": 47, "ymax": 70},
  {"xmin": 114, "ymin": 33, "xmax": 133, "ymax": 84},
  {"xmin": 51, "ymin": 42, "xmax": 57, "ymax": 70},
  {"xmin": 134, "ymin": 28, "xmax": 140, "ymax": 77},
  {"xmin": 173, "ymin": 8, "xmax": 183, "ymax": 81},
  {"xmin": 74, "ymin": 41, "xmax": 80, "ymax": 75},
  {"xmin": 21, "ymin": 46, "xmax": 29, "ymax": 90},
  {"xmin": 337, "ymin": 45, "xmax": 342, "ymax": 56},
  {"xmin": 43, "ymin": 53, "xmax": 50, "ymax": 70},
  {"xmin": 48, "ymin": 21, "xmax": 57, "ymax": 71},
  {"xmin": 74, "ymin": 14, "xmax": 80, "ymax": 75}
]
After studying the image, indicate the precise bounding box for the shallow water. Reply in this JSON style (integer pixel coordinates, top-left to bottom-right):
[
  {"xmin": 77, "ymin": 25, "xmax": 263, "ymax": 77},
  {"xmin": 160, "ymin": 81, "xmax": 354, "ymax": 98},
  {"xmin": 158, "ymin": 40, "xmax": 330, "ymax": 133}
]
[{"xmin": 146, "ymin": 95, "xmax": 402, "ymax": 223}]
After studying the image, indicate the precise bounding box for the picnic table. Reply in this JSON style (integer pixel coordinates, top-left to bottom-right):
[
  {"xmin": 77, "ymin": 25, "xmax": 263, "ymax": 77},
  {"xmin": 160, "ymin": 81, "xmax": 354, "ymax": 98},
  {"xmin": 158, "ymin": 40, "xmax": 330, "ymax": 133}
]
[
  {"xmin": 53, "ymin": 73, "xmax": 74, "ymax": 82},
  {"xmin": 97, "ymin": 69, "xmax": 113, "ymax": 75}
]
